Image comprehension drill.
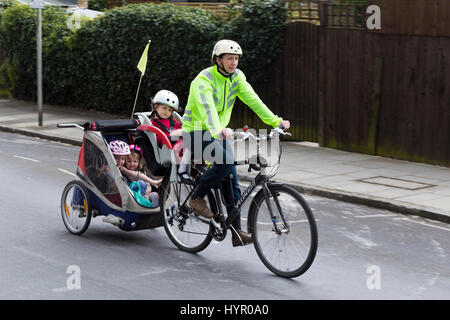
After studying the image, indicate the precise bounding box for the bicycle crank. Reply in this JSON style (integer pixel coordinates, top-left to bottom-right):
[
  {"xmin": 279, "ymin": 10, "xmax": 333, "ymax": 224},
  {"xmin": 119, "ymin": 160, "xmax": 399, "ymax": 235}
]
[{"xmin": 210, "ymin": 217, "xmax": 227, "ymax": 241}]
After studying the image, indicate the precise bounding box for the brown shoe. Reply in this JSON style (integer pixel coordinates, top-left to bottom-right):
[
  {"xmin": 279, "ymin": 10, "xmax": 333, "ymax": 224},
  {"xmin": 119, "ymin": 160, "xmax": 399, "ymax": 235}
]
[
  {"xmin": 189, "ymin": 197, "xmax": 214, "ymax": 219},
  {"xmin": 232, "ymin": 229, "xmax": 253, "ymax": 247}
]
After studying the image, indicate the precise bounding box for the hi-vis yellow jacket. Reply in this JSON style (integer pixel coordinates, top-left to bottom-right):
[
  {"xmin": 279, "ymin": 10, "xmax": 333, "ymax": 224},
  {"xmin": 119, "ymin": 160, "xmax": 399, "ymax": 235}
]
[{"xmin": 182, "ymin": 65, "xmax": 283, "ymax": 138}]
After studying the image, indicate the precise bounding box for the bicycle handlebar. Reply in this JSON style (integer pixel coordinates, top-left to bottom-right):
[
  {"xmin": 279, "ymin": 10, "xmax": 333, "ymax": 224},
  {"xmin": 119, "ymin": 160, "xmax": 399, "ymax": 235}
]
[
  {"xmin": 57, "ymin": 123, "xmax": 84, "ymax": 130},
  {"xmin": 233, "ymin": 126, "xmax": 291, "ymax": 142}
]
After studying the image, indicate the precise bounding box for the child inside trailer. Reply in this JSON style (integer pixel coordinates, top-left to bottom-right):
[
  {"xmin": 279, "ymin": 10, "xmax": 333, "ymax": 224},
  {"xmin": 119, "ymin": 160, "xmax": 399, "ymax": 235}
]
[
  {"xmin": 102, "ymin": 140, "xmax": 162, "ymax": 226},
  {"xmin": 124, "ymin": 144, "xmax": 160, "ymax": 208}
]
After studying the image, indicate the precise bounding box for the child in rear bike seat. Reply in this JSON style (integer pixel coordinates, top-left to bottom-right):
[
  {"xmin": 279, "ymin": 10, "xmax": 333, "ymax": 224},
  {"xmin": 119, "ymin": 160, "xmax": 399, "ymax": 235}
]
[{"xmin": 150, "ymin": 89, "xmax": 192, "ymax": 184}]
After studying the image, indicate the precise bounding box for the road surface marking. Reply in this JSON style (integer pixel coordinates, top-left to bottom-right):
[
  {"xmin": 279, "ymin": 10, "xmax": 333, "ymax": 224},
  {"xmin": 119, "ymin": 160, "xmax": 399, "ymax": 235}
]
[
  {"xmin": 394, "ymin": 217, "xmax": 450, "ymax": 232},
  {"xmin": 253, "ymin": 218, "xmax": 320, "ymax": 225},
  {"xmin": 13, "ymin": 155, "xmax": 40, "ymax": 162},
  {"xmin": 354, "ymin": 214, "xmax": 399, "ymax": 218},
  {"xmin": 58, "ymin": 168, "xmax": 77, "ymax": 177}
]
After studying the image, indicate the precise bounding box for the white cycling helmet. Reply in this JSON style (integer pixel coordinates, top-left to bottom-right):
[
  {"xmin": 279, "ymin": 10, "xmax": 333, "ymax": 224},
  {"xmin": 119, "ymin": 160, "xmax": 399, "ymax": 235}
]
[
  {"xmin": 152, "ymin": 89, "xmax": 180, "ymax": 112},
  {"xmin": 211, "ymin": 39, "xmax": 243, "ymax": 61}
]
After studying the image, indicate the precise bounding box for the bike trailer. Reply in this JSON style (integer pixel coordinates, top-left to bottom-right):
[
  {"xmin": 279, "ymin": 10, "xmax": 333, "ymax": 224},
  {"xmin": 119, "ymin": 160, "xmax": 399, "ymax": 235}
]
[{"xmin": 73, "ymin": 118, "xmax": 177, "ymax": 231}]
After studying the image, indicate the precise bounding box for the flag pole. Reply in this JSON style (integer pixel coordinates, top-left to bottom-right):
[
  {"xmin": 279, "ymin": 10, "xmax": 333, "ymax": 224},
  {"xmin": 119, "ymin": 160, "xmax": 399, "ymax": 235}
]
[
  {"xmin": 131, "ymin": 40, "xmax": 151, "ymax": 119},
  {"xmin": 131, "ymin": 75, "xmax": 143, "ymax": 119}
]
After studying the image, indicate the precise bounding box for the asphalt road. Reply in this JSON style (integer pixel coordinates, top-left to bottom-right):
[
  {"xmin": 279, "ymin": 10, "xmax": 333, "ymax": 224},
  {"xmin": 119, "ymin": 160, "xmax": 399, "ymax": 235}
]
[{"xmin": 0, "ymin": 131, "xmax": 449, "ymax": 300}]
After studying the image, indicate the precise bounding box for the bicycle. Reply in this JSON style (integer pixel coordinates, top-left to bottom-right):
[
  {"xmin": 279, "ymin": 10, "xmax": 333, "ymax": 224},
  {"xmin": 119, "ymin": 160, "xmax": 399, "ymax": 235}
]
[{"xmin": 160, "ymin": 127, "xmax": 318, "ymax": 278}]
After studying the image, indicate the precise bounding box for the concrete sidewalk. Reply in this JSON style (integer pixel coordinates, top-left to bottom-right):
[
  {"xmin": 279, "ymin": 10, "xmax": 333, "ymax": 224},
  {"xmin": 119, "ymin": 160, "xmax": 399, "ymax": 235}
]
[{"xmin": 1, "ymin": 98, "xmax": 450, "ymax": 223}]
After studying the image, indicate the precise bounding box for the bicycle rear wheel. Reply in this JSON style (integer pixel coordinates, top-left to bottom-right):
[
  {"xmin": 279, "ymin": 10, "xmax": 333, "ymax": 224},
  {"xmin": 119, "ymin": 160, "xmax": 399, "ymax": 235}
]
[
  {"xmin": 249, "ymin": 184, "xmax": 318, "ymax": 278},
  {"xmin": 161, "ymin": 178, "xmax": 212, "ymax": 253}
]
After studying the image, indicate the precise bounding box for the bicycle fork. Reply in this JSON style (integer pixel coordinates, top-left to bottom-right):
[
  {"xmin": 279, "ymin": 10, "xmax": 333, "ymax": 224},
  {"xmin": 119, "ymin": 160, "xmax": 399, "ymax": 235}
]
[{"xmin": 262, "ymin": 183, "xmax": 290, "ymax": 234}]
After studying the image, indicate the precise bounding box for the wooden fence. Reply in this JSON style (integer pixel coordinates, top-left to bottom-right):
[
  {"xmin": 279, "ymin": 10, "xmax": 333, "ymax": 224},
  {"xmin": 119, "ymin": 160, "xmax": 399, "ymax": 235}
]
[
  {"xmin": 367, "ymin": 0, "xmax": 450, "ymax": 37},
  {"xmin": 239, "ymin": 0, "xmax": 450, "ymax": 167},
  {"xmin": 285, "ymin": 0, "xmax": 323, "ymax": 24},
  {"xmin": 232, "ymin": 21, "xmax": 320, "ymax": 142},
  {"xmin": 317, "ymin": 0, "xmax": 450, "ymax": 166}
]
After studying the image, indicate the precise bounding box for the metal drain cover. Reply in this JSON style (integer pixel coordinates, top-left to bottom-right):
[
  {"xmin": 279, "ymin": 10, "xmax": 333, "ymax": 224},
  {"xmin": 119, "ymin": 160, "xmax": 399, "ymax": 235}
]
[{"xmin": 358, "ymin": 176, "xmax": 434, "ymax": 190}]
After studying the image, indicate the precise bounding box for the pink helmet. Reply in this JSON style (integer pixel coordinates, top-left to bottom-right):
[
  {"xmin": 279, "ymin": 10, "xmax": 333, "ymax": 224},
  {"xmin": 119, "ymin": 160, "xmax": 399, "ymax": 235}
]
[{"xmin": 109, "ymin": 140, "xmax": 130, "ymax": 155}]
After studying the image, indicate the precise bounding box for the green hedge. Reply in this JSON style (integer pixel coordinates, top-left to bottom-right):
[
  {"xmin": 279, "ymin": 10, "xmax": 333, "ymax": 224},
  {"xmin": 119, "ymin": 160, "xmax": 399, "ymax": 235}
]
[
  {"xmin": 67, "ymin": 3, "xmax": 221, "ymax": 113},
  {"xmin": 0, "ymin": 3, "xmax": 73, "ymax": 102},
  {"xmin": 0, "ymin": 0, "xmax": 285, "ymax": 114},
  {"xmin": 0, "ymin": 3, "xmax": 36, "ymax": 100},
  {"xmin": 88, "ymin": 0, "xmax": 107, "ymax": 12}
]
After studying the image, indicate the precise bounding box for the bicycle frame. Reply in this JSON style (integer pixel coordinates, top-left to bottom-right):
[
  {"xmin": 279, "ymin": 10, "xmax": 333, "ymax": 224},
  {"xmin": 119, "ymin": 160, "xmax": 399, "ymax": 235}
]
[
  {"xmin": 222, "ymin": 130, "xmax": 285, "ymax": 233},
  {"xmin": 174, "ymin": 164, "xmax": 272, "ymax": 229},
  {"xmin": 223, "ymin": 168, "xmax": 289, "ymax": 235},
  {"xmin": 175, "ymin": 128, "xmax": 288, "ymax": 234},
  {"xmin": 224, "ymin": 171, "xmax": 264, "ymax": 228}
]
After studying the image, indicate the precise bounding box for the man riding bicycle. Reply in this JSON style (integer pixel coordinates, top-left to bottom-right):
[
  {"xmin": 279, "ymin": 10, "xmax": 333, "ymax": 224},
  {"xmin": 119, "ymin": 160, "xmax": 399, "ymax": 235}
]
[{"xmin": 181, "ymin": 39, "xmax": 290, "ymax": 247}]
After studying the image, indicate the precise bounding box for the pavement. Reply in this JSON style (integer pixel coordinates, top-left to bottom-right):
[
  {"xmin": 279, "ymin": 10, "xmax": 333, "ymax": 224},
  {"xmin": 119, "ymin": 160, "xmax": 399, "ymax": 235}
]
[{"xmin": 1, "ymin": 98, "xmax": 450, "ymax": 223}]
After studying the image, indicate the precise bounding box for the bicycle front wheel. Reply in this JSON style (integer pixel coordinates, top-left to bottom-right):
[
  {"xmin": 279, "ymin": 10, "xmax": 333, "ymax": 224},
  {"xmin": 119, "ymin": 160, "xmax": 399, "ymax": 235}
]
[
  {"xmin": 161, "ymin": 179, "xmax": 212, "ymax": 253},
  {"xmin": 249, "ymin": 184, "xmax": 318, "ymax": 278}
]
